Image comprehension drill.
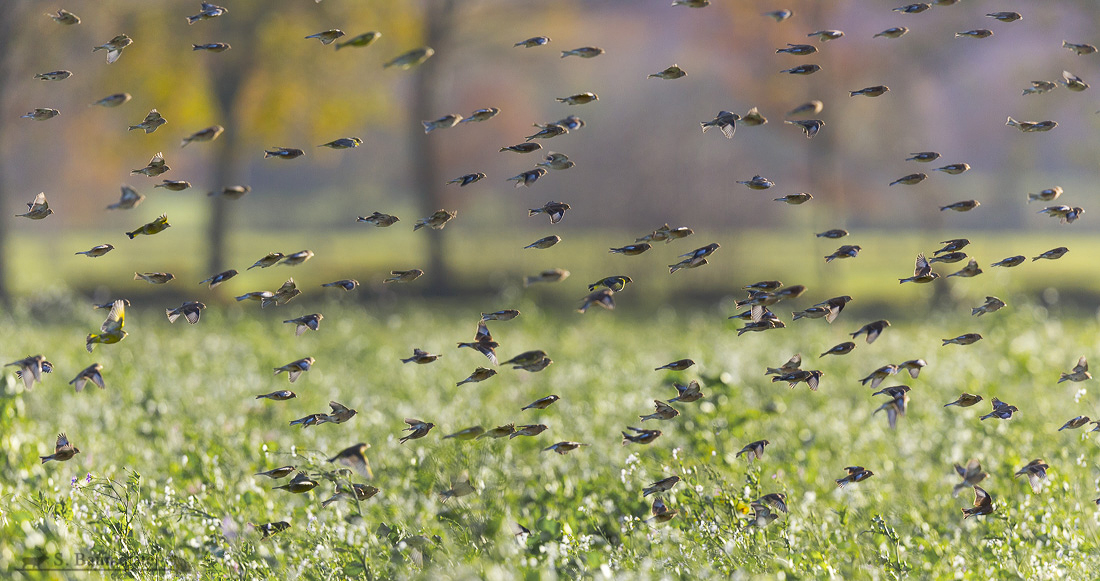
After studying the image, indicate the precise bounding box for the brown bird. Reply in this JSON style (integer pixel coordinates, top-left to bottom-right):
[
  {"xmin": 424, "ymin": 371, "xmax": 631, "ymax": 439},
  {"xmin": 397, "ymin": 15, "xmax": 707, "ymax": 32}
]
[
  {"xmin": 647, "ymin": 497, "xmax": 678, "ymax": 524},
  {"xmin": 401, "ymin": 348, "xmax": 441, "ymax": 364},
  {"xmin": 522, "ymin": 395, "xmax": 560, "ymax": 410},
  {"xmin": 736, "ymin": 439, "xmax": 770, "ymax": 462},
  {"xmin": 400, "ymin": 418, "xmax": 435, "ymax": 443},
  {"xmin": 943, "ymin": 333, "xmax": 982, "ymax": 346},
  {"xmin": 944, "ymin": 393, "xmax": 983, "ymax": 408},
  {"xmin": 478, "ymin": 424, "xmax": 516, "ymax": 439},
  {"xmin": 322, "ymin": 484, "xmax": 380, "ymax": 508},
  {"xmin": 1059, "ymin": 416, "xmax": 1091, "ymax": 431},
  {"xmin": 255, "ymin": 390, "xmax": 296, "ymax": 401},
  {"xmin": 640, "ymin": 400, "xmax": 679, "ymax": 422},
  {"xmin": 457, "ymin": 321, "xmax": 499, "ymax": 364},
  {"xmin": 328, "ymin": 443, "xmax": 372, "ymax": 478},
  {"xmin": 962, "ymin": 486, "xmax": 994, "ymax": 518},
  {"xmin": 979, "ymin": 397, "xmax": 1018, "ymax": 421},
  {"xmin": 765, "ymin": 354, "xmax": 801, "ymax": 375},
  {"xmin": 543, "ymin": 441, "xmax": 588, "ymax": 454},
  {"xmin": 820, "ymin": 342, "xmax": 856, "ymax": 357},
  {"xmin": 40, "ymin": 433, "xmax": 80, "ymax": 463},
  {"xmin": 952, "ymin": 459, "xmax": 988, "ymax": 497},
  {"xmin": 273, "ymin": 471, "xmax": 318, "ymax": 494},
  {"xmin": 457, "ymin": 367, "xmax": 497, "ymax": 386},
  {"xmin": 621, "ymin": 427, "xmax": 662, "ymax": 445},
  {"xmin": 1014, "ymin": 459, "xmax": 1049, "ymax": 492},
  {"xmin": 850, "ymin": 320, "xmax": 891, "ymax": 343},
  {"xmin": 643, "ymin": 476, "xmax": 681, "ymax": 497},
  {"xmin": 656, "ymin": 358, "xmax": 695, "ymax": 371},
  {"xmin": 773, "ymin": 369, "xmax": 824, "ymax": 391},
  {"xmin": 669, "ymin": 380, "xmax": 704, "ymax": 403},
  {"xmin": 835, "ymin": 466, "xmax": 874, "ymax": 487},
  {"xmin": 1058, "ymin": 357, "xmax": 1091, "ymax": 383},
  {"xmin": 899, "ymin": 254, "xmax": 938, "ymax": 284},
  {"xmin": 510, "ymin": 424, "xmax": 549, "ymax": 438},
  {"xmin": 255, "ymin": 466, "xmax": 296, "ymax": 479},
  {"xmin": 897, "ymin": 359, "xmax": 927, "ymax": 379}
]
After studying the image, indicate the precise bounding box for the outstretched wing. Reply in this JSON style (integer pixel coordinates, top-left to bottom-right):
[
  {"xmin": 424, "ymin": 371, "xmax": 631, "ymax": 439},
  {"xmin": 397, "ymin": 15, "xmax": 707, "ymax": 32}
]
[{"xmin": 102, "ymin": 299, "xmax": 125, "ymax": 333}]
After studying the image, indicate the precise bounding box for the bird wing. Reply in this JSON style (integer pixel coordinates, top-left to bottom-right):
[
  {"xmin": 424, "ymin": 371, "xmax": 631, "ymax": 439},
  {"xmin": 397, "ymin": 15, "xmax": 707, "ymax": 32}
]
[
  {"xmin": 1075, "ymin": 357, "xmax": 1088, "ymax": 373},
  {"xmin": 915, "ymin": 253, "xmax": 931, "ymax": 276},
  {"xmin": 56, "ymin": 433, "xmax": 70, "ymax": 451},
  {"xmin": 102, "ymin": 299, "xmax": 125, "ymax": 332}
]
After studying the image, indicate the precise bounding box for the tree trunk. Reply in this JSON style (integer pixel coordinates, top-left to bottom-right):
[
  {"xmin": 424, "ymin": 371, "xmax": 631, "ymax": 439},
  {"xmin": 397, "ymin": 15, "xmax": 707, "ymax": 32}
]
[{"xmin": 410, "ymin": 0, "xmax": 456, "ymax": 294}]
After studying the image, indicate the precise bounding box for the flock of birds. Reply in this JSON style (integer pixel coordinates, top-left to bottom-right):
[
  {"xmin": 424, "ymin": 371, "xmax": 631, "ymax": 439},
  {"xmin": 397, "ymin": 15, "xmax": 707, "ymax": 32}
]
[{"xmin": 6, "ymin": 1, "xmax": 1100, "ymax": 542}]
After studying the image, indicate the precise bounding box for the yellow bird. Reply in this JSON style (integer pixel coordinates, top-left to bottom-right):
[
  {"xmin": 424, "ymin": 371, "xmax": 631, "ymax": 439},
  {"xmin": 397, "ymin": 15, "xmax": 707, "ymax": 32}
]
[{"xmin": 86, "ymin": 299, "xmax": 127, "ymax": 352}]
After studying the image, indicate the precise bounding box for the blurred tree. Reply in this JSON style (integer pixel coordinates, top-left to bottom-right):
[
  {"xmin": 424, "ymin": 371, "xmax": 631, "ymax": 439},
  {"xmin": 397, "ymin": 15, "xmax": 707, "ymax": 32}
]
[{"xmin": 0, "ymin": 4, "xmax": 31, "ymax": 305}]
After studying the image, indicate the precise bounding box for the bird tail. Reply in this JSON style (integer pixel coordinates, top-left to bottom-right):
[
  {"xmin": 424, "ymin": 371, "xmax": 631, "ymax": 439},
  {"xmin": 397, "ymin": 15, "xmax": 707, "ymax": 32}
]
[
  {"xmin": 971, "ymin": 307, "xmax": 983, "ymax": 316},
  {"xmin": 523, "ymin": 276, "xmax": 536, "ymax": 287},
  {"xmin": 126, "ymin": 231, "xmax": 137, "ymax": 239},
  {"xmin": 824, "ymin": 255, "xmax": 835, "ymax": 263},
  {"xmin": 422, "ymin": 121, "xmax": 434, "ymax": 134},
  {"xmin": 668, "ymin": 264, "xmax": 682, "ymax": 274},
  {"xmin": 40, "ymin": 456, "xmax": 52, "ymax": 464},
  {"xmin": 127, "ymin": 125, "xmax": 140, "ymax": 131},
  {"xmin": 1006, "ymin": 116, "xmax": 1019, "ymax": 127},
  {"xmin": 166, "ymin": 309, "xmax": 180, "ymax": 323},
  {"xmin": 1058, "ymin": 374, "xmax": 1070, "ymax": 383}
]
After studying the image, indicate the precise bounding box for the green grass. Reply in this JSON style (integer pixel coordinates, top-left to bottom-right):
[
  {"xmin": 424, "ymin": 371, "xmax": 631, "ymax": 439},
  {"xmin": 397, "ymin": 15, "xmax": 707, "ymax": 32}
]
[{"xmin": 3, "ymin": 292, "xmax": 1100, "ymax": 579}]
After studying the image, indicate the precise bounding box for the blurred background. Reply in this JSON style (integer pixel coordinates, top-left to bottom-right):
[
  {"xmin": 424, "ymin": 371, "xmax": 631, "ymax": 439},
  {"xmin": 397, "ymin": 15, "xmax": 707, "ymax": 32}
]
[{"xmin": 1, "ymin": 0, "xmax": 1099, "ymax": 315}]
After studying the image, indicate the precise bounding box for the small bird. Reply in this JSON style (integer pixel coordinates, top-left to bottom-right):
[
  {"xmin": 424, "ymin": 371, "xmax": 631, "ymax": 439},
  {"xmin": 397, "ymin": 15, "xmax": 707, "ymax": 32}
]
[
  {"xmin": 987, "ymin": 11, "xmax": 1022, "ymax": 22},
  {"xmin": 7, "ymin": 355, "xmax": 49, "ymax": 390},
  {"xmin": 701, "ymin": 111, "xmax": 740, "ymax": 138},
  {"xmin": 906, "ymin": 152, "xmax": 941, "ymax": 163},
  {"xmin": 765, "ymin": 354, "xmax": 801, "ymax": 376},
  {"xmin": 306, "ymin": 29, "xmax": 345, "ymax": 45},
  {"xmin": 402, "ymin": 348, "xmax": 441, "ymax": 364},
  {"xmin": 16, "ymin": 192, "xmax": 53, "ymax": 220},
  {"xmin": 255, "ymin": 466, "xmax": 296, "ymax": 479},
  {"xmin": 656, "ymin": 359, "xmax": 695, "ymax": 372},
  {"xmin": 511, "ymin": 424, "xmax": 549, "ymax": 438},
  {"xmin": 92, "ymin": 93, "xmax": 131, "ymax": 107},
  {"xmin": 1064, "ymin": 41, "xmax": 1098, "ymax": 55},
  {"xmin": 648, "ymin": 497, "xmax": 678, "ymax": 524},
  {"xmin": 523, "ymin": 236, "xmax": 562, "ymax": 252},
  {"xmin": 561, "ymin": 46, "xmax": 604, "ymax": 58},
  {"xmin": 1061, "ymin": 70, "xmax": 1089, "ymax": 92},
  {"xmin": 86, "ymin": 299, "xmax": 127, "ymax": 352},
  {"xmin": 180, "ymin": 125, "xmax": 224, "ymax": 148},
  {"xmin": 947, "ymin": 260, "xmax": 982, "ymax": 278},
  {"xmin": 735, "ymin": 439, "xmax": 770, "ymax": 462},
  {"xmin": 542, "ymin": 441, "xmax": 588, "ymax": 454},
  {"xmin": 943, "ymin": 333, "xmax": 982, "ymax": 346},
  {"xmin": 154, "ymin": 180, "xmax": 191, "ymax": 191},
  {"xmin": 850, "ymin": 320, "xmax": 891, "ymax": 343},
  {"xmin": 835, "ymin": 466, "xmax": 874, "ymax": 487},
  {"xmin": 319, "ymin": 137, "xmax": 363, "ymax": 149},
  {"xmin": 780, "ymin": 64, "xmax": 820, "ymax": 75},
  {"xmin": 507, "ymin": 168, "xmax": 548, "ymax": 188},
  {"xmin": 669, "ymin": 380, "xmax": 704, "ymax": 403},
  {"xmin": 871, "ymin": 385, "xmax": 910, "ymax": 399},
  {"xmin": 273, "ymin": 357, "xmax": 315, "ymax": 383},
  {"xmin": 165, "ymin": 301, "xmax": 206, "ymax": 324},
  {"xmin": 383, "ymin": 269, "xmax": 424, "ymax": 283},
  {"xmin": 21, "ymin": 108, "xmax": 60, "ymax": 121},
  {"xmin": 991, "ymin": 255, "xmax": 1026, "ymax": 268},
  {"xmin": 609, "ymin": 244, "xmax": 651, "ymax": 256},
  {"xmin": 187, "ymin": 2, "xmax": 228, "ymax": 24},
  {"xmin": 447, "ymin": 173, "xmax": 486, "ymax": 187},
  {"xmin": 773, "ymin": 369, "xmax": 824, "ymax": 391},
  {"xmin": 741, "ymin": 108, "xmax": 766, "ymax": 128},
  {"xmin": 821, "ymin": 342, "xmax": 856, "ymax": 357},
  {"xmin": 874, "ymin": 393, "xmax": 910, "ymax": 429},
  {"xmin": 48, "ymin": 9, "xmax": 81, "ymax": 24},
  {"xmin": 457, "ymin": 367, "xmax": 497, "ymax": 386},
  {"xmin": 503, "ymin": 350, "xmax": 550, "ymax": 369},
  {"xmin": 935, "ymin": 163, "xmax": 971, "ymax": 175},
  {"xmin": 198, "ymin": 269, "xmax": 237, "ymax": 288},
  {"xmin": 816, "ymin": 229, "xmax": 848, "ymax": 239},
  {"xmin": 556, "ymin": 92, "xmax": 599, "ymax": 105},
  {"xmin": 522, "ymin": 395, "xmax": 560, "ymax": 410},
  {"xmin": 500, "ymin": 143, "xmax": 543, "ymax": 154},
  {"xmin": 75, "ymin": 244, "xmax": 114, "ymax": 258},
  {"xmin": 264, "ymin": 147, "xmax": 304, "ymax": 160},
  {"xmin": 515, "ymin": 36, "xmax": 551, "ymax": 48},
  {"xmin": 1033, "ymin": 247, "xmax": 1069, "ymax": 261},
  {"xmin": 357, "ymin": 212, "xmax": 400, "ymax": 227},
  {"xmin": 961, "ymin": 485, "xmax": 995, "ymax": 519},
  {"xmin": 586, "ymin": 276, "xmax": 632, "ymax": 294},
  {"xmin": 481, "ymin": 310, "xmax": 521, "ymax": 322},
  {"xmin": 737, "ymin": 320, "xmax": 786, "ymax": 335},
  {"xmin": 944, "ymin": 393, "xmax": 983, "ymax": 408},
  {"xmin": 640, "ymin": 400, "xmax": 679, "ymax": 422},
  {"xmin": 738, "ymin": 175, "xmax": 774, "ymax": 190},
  {"xmin": 444, "ymin": 426, "xmax": 486, "ymax": 440},
  {"xmin": 956, "ymin": 29, "xmax": 994, "ymax": 39},
  {"xmin": 526, "ymin": 125, "xmax": 567, "ymax": 141},
  {"xmin": 460, "ymin": 107, "xmax": 500, "ymax": 123},
  {"xmin": 952, "ymin": 459, "xmax": 989, "ymax": 497},
  {"xmin": 894, "ymin": 3, "xmax": 930, "ymax": 13},
  {"xmin": 622, "ymin": 427, "xmax": 662, "ymax": 446},
  {"xmin": 979, "ymin": 397, "xmax": 1018, "ymax": 421},
  {"xmin": 457, "ymin": 321, "xmax": 499, "ymax": 364},
  {"xmin": 237, "ymin": 291, "xmax": 275, "ymax": 304},
  {"xmin": 758, "ymin": 493, "xmax": 789, "ymax": 514},
  {"xmin": 1059, "ymin": 416, "xmax": 1091, "ymax": 431},
  {"xmin": 825, "ymin": 245, "xmax": 861, "ymax": 263},
  {"xmin": 1014, "ymin": 459, "xmax": 1049, "ymax": 492},
  {"xmin": 1006, "ymin": 117, "xmax": 1057, "ymax": 132},
  {"xmin": 935, "ymin": 239, "xmax": 970, "ymax": 255},
  {"xmin": 578, "ymin": 289, "xmax": 615, "ymax": 313},
  {"xmin": 382, "ymin": 47, "xmax": 434, "ymax": 69},
  {"xmin": 106, "ymin": 185, "xmax": 144, "ymax": 211},
  {"xmin": 192, "ymin": 43, "xmax": 231, "ymax": 52},
  {"xmin": 538, "ymin": 152, "xmax": 575, "ymax": 171},
  {"xmin": 858, "ymin": 365, "xmax": 898, "ymax": 389},
  {"xmin": 1022, "ymin": 81, "xmax": 1057, "ymax": 96},
  {"xmin": 850, "ymin": 85, "xmax": 890, "ymax": 97},
  {"xmin": 247, "ymin": 253, "xmax": 284, "ymax": 270},
  {"xmin": 93, "ymin": 34, "xmax": 133, "ymax": 63},
  {"xmin": 787, "ymin": 101, "xmax": 824, "ymax": 118},
  {"xmin": 785, "ymin": 119, "xmax": 824, "ymax": 138},
  {"xmin": 273, "ymin": 471, "xmax": 318, "ymax": 494},
  {"xmin": 940, "ymin": 200, "xmax": 980, "ymax": 212},
  {"xmin": 1058, "ymin": 357, "xmax": 1091, "ymax": 383},
  {"xmin": 251, "ymin": 521, "xmax": 291, "ymax": 540},
  {"xmin": 131, "ymin": 152, "xmax": 171, "ymax": 177},
  {"xmin": 529, "ymin": 201, "xmax": 571, "ymax": 224},
  {"xmin": 763, "ymin": 9, "xmax": 793, "ymax": 22},
  {"xmin": 322, "ymin": 279, "xmax": 359, "ymax": 291},
  {"xmin": 422, "ymin": 114, "xmax": 463, "ymax": 133},
  {"xmin": 284, "ymin": 314, "xmax": 323, "ymax": 336},
  {"xmin": 325, "ymin": 401, "xmax": 357, "ymax": 424},
  {"xmin": 40, "ymin": 433, "xmax": 80, "ymax": 463},
  {"xmin": 972, "ymin": 296, "xmax": 1006, "ymax": 317},
  {"xmin": 255, "ymin": 391, "xmax": 296, "ymax": 401},
  {"xmin": 643, "ymin": 476, "xmax": 681, "ymax": 497},
  {"xmin": 413, "ymin": 209, "xmax": 457, "ymax": 230},
  {"xmin": 322, "ymin": 484, "xmax": 380, "ymax": 508},
  {"xmin": 128, "ymin": 109, "xmax": 166, "ymax": 134},
  {"xmin": 813, "ymin": 295, "xmax": 853, "ymax": 323},
  {"xmin": 776, "ymin": 43, "xmax": 817, "ymax": 55},
  {"xmin": 34, "ymin": 70, "xmax": 72, "ymax": 81},
  {"xmin": 890, "ymin": 173, "xmax": 927, "ymax": 186},
  {"xmin": 336, "ymin": 31, "xmax": 382, "ymax": 50},
  {"xmin": 1038, "ymin": 205, "xmax": 1085, "ymax": 224},
  {"xmin": 649, "ymin": 65, "xmax": 686, "ymax": 79},
  {"xmin": 134, "ymin": 272, "xmax": 175, "ymax": 284},
  {"xmin": 126, "ymin": 214, "xmax": 171, "ymax": 239},
  {"xmin": 400, "ymin": 418, "xmax": 435, "ymax": 443},
  {"xmin": 68, "ymin": 363, "xmax": 105, "ymax": 392},
  {"xmin": 524, "ymin": 268, "xmax": 569, "ymax": 287},
  {"xmin": 899, "ymin": 254, "xmax": 938, "ymax": 284},
  {"xmin": 897, "ymin": 359, "xmax": 927, "ymax": 379},
  {"xmin": 776, "ymin": 193, "xmax": 813, "ymax": 204}
]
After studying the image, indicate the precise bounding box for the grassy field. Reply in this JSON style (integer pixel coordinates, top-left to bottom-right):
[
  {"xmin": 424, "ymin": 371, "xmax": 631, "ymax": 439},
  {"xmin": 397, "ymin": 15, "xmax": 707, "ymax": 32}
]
[{"xmin": 3, "ymin": 289, "xmax": 1100, "ymax": 579}]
